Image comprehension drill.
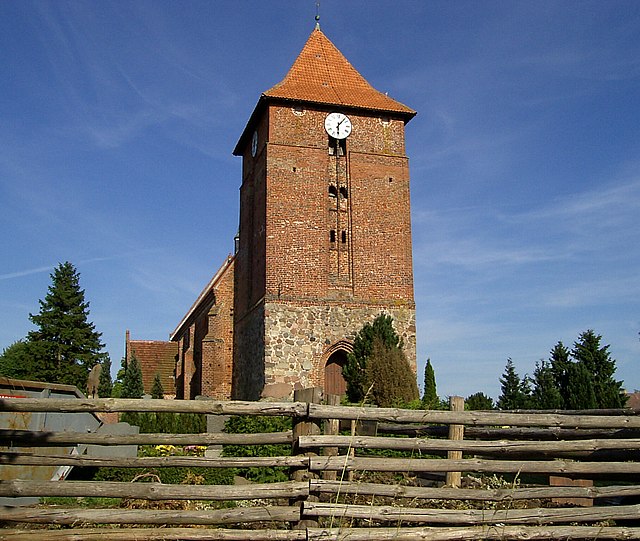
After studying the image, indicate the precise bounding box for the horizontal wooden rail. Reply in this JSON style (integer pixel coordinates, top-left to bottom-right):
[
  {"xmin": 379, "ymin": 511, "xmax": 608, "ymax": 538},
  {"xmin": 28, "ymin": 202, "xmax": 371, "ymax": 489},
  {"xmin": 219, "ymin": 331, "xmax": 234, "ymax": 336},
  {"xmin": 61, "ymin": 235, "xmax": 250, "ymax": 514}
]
[
  {"xmin": 306, "ymin": 526, "xmax": 640, "ymax": 540},
  {"xmin": 378, "ymin": 423, "xmax": 640, "ymax": 440},
  {"xmin": 303, "ymin": 501, "xmax": 640, "ymax": 524},
  {"xmin": 310, "ymin": 455, "xmax": 640, "ymax": 474},
  {"xmin": 310, "ymin": 479, "xmax": 640, "ymax": 501},
  {"xmin": 3, "ymin": 527, "xmax": 640, "ymax": 541},
  {"xmin": 0, "ymin": 398, "xmax": 307, "ymax": 416},
  {"xmin": 0, "ymin": 452, "xmax": 306, "ymax": 469},
  {"xmin": 1, "ymin": 506, "xmax": 301, "ymax": 525},
  {"xmin": 0, "ymin": 479, "xmax": 308, "ymax": 501},
  {"xmin": 308, "ymin": 404, "xmax": 640, "ymax": 428},
  {"xmin": 1, "ymin": 429, "xmax": 292, "ymax": 446},
  {"xmin": 299, "ymin": 434, "xmax": 640, "ymax": 453},
  {"xmin": 0, "ymin": 528, "xmax": 307, "ymax": 540}
]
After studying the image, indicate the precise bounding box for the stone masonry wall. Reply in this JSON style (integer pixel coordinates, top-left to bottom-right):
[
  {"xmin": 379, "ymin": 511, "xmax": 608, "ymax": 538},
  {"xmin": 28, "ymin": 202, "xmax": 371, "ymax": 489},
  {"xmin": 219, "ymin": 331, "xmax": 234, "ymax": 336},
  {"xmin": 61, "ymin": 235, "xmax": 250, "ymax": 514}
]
[{"xmin": 261, "ymin": 300, "xmax": 416, "ymax": 399}]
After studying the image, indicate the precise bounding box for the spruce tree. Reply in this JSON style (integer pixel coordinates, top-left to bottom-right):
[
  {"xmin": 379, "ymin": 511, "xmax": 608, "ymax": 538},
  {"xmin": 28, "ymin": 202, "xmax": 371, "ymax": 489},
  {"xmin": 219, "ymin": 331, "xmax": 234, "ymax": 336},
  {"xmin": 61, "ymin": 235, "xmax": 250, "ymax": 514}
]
[
  {"xmin": 549, "ymin": 341, "xmax": 570, "ymax": 403},
  {"xmin": 572, "ymin": 330, "xmax": 625, "ymax": 408},
  {"xmin": 97, "ymin": 356, "xmax": 113, "ymax": 398},
  {"xmin": 565, "ymin": 362, "xmax": 597, "ymax": 410},
  {"xmin": 151, "ymin": 373, "xmax": 164, "ymax": 399},
  {"xmin": 422, "ymin": 358, "xmax": 438, "ymax": 408},
  {"xmin": 27, "ymin": 262, "xmax": 106, "ymax": 390},
  {"xmin": 496, "ymin": 359, "xmax": 530, "ymax": 410},
  {"xmin": 531, "ymin": 360, "xmax": 563, "ymax": 409},
  {"xmin": 121, "ymin": 355, "xmax": 144, "ymax": 398}
]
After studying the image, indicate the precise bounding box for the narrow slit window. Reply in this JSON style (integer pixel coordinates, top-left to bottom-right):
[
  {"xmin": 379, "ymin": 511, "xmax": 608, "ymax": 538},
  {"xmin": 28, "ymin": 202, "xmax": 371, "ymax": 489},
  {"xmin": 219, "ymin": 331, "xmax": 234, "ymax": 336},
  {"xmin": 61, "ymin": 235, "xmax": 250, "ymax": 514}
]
[
  {"xmin": 330, "ymin": 230, "xmax": 336, "ymax": 243},
  {"xmin": 341, "ymin": 231, "xmax": 347, "ymax": 243}
]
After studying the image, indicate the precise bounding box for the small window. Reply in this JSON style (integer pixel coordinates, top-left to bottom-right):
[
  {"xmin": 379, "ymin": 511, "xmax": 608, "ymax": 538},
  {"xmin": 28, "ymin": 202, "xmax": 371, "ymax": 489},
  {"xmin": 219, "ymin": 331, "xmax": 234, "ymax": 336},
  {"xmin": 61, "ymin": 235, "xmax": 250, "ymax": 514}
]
[
  {"xmin": 341, "ymin": 231, "xmax": 347, "ymax": 243},
  {"xmin": 328, "ymin": 185, "xmax": 338, "ymax": 198},
  {"xmin": 339, "ymin": 187, "xmax": 348, "ymax": 199},
  {"xmin": 330, "ymin": 230, "xmax": 336, "ymax": 243}
]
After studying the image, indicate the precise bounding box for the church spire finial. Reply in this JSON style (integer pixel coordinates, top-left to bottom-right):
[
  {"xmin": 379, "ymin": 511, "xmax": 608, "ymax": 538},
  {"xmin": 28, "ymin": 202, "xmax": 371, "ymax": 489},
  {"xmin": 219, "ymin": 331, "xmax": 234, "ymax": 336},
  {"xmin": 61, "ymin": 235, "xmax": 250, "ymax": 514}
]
[{"xmin": 315, "ymin": 1, "xmax": 320, "ymax": 29}]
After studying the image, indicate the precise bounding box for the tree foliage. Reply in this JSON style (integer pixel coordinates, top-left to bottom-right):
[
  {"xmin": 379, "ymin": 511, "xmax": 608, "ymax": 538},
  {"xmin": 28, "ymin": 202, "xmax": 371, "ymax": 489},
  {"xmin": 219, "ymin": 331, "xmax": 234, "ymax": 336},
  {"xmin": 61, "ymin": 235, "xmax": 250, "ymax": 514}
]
[
  {"xmin": 121, "ymin": 355, "xmax": 144, "ymax": 399},
  {"xmin": 25, "ymin": 262, "xmax": 106, "ymax": 391},
  {"xmin": 365, "ymin": 337, "xmax": 419, "ymax": 407},
  {"xmin": 465, "ymin": 392, "xmax": 495, "ymax": 410},
  {"xmin": 530, "ymin": 360, "xmax": 563, "ymax": 410},
  {"xmin": 422, "ymin": 358, "xmax": 439, "ymax": 409},
  {"xmin": 97, "ymin": 356, "xmax": 113, "ymax": 398},
  {"xmin": 572, "ymin": 330, "xmax": 625, "ymax": 408},
  {"xmin": 343, "ymin": 314, "xmax": 417, "ymax": 406},
  {"xmin": 507, "ymin": 331, "xmax": 625, "ymax": 411},
  {"xmin": 496, "ymin": 359, "xmax": 531, "ymax": 410},
  {"xmin": 0, "ymin": 341, "xmax": 35, "ymax": 379},
  {"xmin": 151, "ymin": 373, "xmax": 164, "ymax": 399}
]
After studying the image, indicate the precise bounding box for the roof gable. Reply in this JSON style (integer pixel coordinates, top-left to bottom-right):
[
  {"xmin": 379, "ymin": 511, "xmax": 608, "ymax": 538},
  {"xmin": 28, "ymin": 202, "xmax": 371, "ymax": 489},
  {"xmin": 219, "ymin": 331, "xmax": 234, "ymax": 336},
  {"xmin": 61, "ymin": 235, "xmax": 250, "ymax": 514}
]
[{"xmin": 264, "ymin": 28, "xmax": 415, "ymax": 116}]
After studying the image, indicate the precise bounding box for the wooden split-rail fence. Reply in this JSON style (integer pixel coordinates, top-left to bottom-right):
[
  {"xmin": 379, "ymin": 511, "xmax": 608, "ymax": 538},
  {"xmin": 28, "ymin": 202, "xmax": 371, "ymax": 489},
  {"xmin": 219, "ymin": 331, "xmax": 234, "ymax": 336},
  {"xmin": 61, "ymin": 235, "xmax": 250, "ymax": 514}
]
[{"xmin": 2, "ymin": 387, "xmax": 640, "ymax": 539}]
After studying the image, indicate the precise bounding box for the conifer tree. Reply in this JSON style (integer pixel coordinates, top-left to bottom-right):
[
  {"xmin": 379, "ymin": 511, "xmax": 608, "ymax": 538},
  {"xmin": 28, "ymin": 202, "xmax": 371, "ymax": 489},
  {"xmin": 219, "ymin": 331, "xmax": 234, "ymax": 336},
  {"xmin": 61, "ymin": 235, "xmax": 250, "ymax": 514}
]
[
  {"xmin": 422, "ymin": 358, "xmax": 438, "ymax": 408},
  {"xmin": 531, "ymin": 360, "xmax": 563, "ymax": 409},
  {"xmin": 27, "ymin": 262, "xmax": 106, "ymax": 390},
  {"xmin": 343, "ymin": 314, "xmax": 416, "ymax": 405},
  {"xmin": 97, "ymin": 356, "xmax": 113, "ymax": 398},
  {"xmin": 496, "ymin": 358, "xmax": 530, "ymax": 410},
  {"xmin": 565, "ymin": 362, "xmax": 597, "ymax": 410},
  {"xmin": 572, "ymin": 330, "xmax": 626, "ymax": 408},
  {"xmin": 121, "ymin": 355, "xmax": 144, "ymax": 398},
  {"xmin": 549, "ymin": 341, "xmax": 570, "ymax": 404},
  {"xmin": 343, "ymin": 314, "xmax": 403, "ymax": 403},
  {"xmin": 365, "ymin": 337, "xmax": 419, "ymax": 407},
  {"xmin": 465, "ymin": 392, "xmax": 495, "ymax": 410},
  {"xmin": 151, "ymin": 373, "xmax": 164, "ymax": 399}
]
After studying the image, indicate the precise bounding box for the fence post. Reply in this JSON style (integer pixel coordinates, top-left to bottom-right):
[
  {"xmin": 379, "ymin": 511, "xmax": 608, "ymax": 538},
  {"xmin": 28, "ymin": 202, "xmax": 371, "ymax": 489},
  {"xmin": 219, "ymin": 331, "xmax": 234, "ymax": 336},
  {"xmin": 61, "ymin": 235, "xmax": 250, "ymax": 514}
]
[
  {"xmin": 291, "ymin": 387, "xmax": 322, "ymax": 529},
  {"xmin": 322, "ymin": 394, "xmax": 341, "ymax": 481},
  {"xmin": 446, "ymin": 395, "xmax": 465, "ymax": 488}
]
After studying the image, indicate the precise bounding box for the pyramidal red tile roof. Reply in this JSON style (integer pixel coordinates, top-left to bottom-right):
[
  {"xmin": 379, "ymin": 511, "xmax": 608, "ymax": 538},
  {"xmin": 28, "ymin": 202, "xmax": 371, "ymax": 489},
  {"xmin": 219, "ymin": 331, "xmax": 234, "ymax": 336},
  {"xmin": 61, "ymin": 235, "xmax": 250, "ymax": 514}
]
[{"xmin": 264, "ymin": 28, "xmax": 415, "ymax": 117}]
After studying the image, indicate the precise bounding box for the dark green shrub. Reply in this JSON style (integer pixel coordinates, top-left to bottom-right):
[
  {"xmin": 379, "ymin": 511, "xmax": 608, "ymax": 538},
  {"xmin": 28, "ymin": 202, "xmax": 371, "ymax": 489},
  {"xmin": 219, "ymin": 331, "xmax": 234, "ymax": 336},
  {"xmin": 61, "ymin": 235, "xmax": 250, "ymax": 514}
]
[{"xmin": 223, "ymin": 415, "xmax": 292, "ymax": 483}]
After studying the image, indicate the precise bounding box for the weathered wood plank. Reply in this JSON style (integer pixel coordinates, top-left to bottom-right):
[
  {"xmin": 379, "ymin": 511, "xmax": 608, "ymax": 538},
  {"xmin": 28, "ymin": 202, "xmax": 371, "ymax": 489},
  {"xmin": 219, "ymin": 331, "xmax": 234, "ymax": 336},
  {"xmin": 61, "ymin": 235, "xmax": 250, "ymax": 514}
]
[
  {"xmin": 1, "ymin": 429, "xmax": 292, "ymax": 446},
  {"xmin": 0, "ymin": 529, "xmax": 306, "ymax": 541},
  {"xmin": 303, "ymin": 501, "xmax": 640, "ymax": 524},
  {"xmin": 299, "ymin": 434, "xmax": 640, "ymax": 453},
  {"xmin": 310, "ymin": 479, "xmax": 640, "ymax": 501},
  {"xmin": 378, "ymin": 423, "xmax": 640, "ymax": 440},
  {"xmin": 0, "ymin": 506, "xmax": 301, "ymax": 525},
  {"xmin": 310, "ymin": 455, "xmax": 640, "ymax": 474},
  {"xmin": 0, "ymin": 452, "xmax": 307, "ymax": 469},
  {"xmin": 0, "ymin": 479, "xmax": 309, "ymax": 501},
  {"xmin": 308, "ymin": 404, "xmax": 640, "ymax": 428},
  {"xmin": 0, "ymin": 398, "xmax": 307, "ymax": 416},
  {"xmin": 306, "ymin": 526, "xmax": 640, "ymax": 540}
]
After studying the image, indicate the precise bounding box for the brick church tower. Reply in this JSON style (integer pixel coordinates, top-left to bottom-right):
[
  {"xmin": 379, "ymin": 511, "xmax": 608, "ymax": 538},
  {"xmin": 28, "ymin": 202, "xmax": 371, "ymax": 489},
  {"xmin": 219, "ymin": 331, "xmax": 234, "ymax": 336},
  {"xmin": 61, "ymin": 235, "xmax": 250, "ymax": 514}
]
[{"xmin": 232, "ymin": 27, "xmax": 417, "ymax": 400}]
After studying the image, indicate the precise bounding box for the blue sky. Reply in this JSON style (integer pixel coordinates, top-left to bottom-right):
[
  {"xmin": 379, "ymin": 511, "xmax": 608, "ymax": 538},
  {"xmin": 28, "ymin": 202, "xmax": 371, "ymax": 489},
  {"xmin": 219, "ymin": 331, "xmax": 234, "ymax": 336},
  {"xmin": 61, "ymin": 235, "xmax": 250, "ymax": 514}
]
[{"xmin": 1, "ymin": 1, "xmax": 639, "ymax": 400}]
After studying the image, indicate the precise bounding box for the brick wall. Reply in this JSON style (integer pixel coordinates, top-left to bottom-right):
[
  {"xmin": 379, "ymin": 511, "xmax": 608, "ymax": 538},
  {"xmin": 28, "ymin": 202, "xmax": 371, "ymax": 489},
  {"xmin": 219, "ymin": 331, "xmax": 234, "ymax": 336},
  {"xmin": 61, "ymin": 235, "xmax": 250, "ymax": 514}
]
[{"xmin": 233, "ymin": 103, "xmax": 416, "ymax": 400}]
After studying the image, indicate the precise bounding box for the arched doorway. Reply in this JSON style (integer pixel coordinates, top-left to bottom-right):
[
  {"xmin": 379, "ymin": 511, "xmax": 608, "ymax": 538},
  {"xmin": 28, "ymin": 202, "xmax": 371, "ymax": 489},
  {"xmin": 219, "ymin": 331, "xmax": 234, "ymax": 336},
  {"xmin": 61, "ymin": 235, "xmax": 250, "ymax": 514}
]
[{"xmin": 324, "ymin": 350, "xmax": 348, "ymax": 397}]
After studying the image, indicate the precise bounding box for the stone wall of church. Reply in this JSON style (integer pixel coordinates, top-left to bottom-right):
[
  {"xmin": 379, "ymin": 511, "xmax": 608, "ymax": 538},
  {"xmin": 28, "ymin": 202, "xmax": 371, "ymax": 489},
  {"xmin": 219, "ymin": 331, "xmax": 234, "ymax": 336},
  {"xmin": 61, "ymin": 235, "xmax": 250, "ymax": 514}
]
[
  {"xmin": 260, "ymin": 300, "xmax": 416, "ymax": 400},
  {"xmin": 232, "ymin": 302, "xmax": 265, "ymax": 400}
]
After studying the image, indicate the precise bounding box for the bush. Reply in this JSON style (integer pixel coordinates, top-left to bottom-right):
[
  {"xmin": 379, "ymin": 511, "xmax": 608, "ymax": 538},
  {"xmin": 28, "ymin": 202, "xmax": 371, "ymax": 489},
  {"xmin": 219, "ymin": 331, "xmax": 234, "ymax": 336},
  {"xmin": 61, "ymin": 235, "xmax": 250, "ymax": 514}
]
[
  {"xmin": 365, "ymin": 337, "xmax": 419, "ymax": 408},
  {"xmin": 223, "ymin": 415, "xmax": 292, "ymax": 483}
]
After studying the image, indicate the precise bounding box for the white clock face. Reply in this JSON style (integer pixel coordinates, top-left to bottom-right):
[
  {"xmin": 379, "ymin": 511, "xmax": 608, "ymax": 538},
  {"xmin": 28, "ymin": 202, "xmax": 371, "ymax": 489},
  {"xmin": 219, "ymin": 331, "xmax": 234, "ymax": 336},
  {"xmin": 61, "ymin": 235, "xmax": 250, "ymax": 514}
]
[{"xmin": 324, "ymin": 112, "xmax": 352, "ymax": 140}]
